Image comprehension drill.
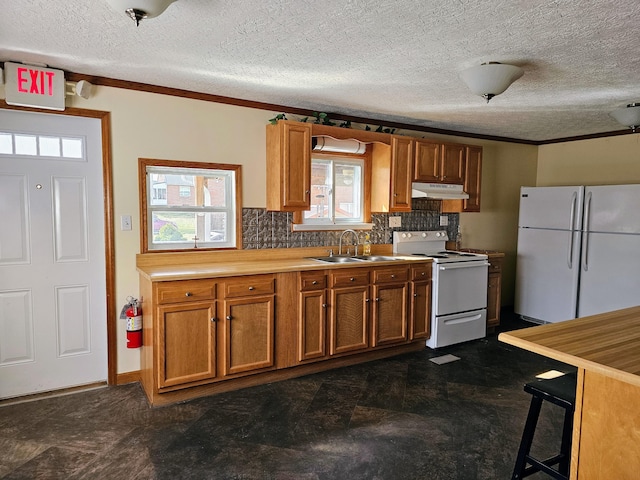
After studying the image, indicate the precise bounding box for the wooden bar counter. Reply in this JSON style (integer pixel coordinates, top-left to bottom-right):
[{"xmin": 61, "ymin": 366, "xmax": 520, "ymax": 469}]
[{"xmin": 499, "ymin": 306, "xmax": 640, "ymax": 480}]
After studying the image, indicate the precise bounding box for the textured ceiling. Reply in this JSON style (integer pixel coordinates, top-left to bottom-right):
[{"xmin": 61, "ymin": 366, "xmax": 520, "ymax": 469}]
[{"xmin": 2, "ymin": 0, "xmax": 640, "ymax": 142}]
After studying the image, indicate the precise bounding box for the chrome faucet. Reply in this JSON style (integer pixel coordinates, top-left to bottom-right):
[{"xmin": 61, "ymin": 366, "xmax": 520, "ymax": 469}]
[{"xmin": 339, "ymin": 229, "xmax": 359, "ymax": 256}]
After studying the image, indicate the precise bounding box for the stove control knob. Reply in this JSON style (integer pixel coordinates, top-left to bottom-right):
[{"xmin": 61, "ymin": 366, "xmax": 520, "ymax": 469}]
[
  {"xmin": 436, "ymin": 232, "xmax": 443, "ymax": 237},
  {"xmin": 421, "ymin": 232, "xmax": 427, "ymax": 237},
  {"xmin": 406, "ymin": 233, "xmax": 412, "ymax": 238},
  {"xmin": 401, "ymin": 233, "xmax": 408, "ymax": 238}
]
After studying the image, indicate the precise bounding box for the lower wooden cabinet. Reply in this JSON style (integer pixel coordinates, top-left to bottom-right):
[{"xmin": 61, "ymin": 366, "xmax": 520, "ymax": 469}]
[
  {"xmin": 371, "ymin": 266, "xmax": 409, "ymax": 346},
  {"xmin": 410, "ymin": 264, "xmax": 432, "ymax": 340},
  {"xmin": 486, "ymin": 255, "xmax": 503, "ymax": 328},
  {"xmin": 140, "ymin": 262, "xmax": 432, "ymax": 406},
  {"xmin": 157, "ymin": 301, "xmax": 217, "ymax": 388},
  {"xmin": 329, "ymin": 269, "xmax": 371, "ymax": 355}
]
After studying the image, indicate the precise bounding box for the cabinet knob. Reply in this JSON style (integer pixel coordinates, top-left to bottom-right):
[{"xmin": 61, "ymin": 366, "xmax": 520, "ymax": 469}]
[
  {"xmin": 226, "ymin": 315, "xmax": 232, "ymax": 320},
  {"xmin": 391, "ymin": 274, "xmax": 395, "ymax": 278},
  {"xmin": 322, "ymin": 303, "xmax": 327, "ymax": 308},
  {"xmin": 365, "ymin": 298, "xmax": 370, "ymax": 303},
  {"xmin": 350, "ymin": 277, "xmax": 355, "ymax": 282},
  {"xmin": 185, "ymin": 292, "xmax": 193, "ymax": 297},
  {"xmin": 211, "ymin": 317, "xmax": 217, "ymax": 322},
  {"xmin": 312, "ymin": 280, "xmax": 318, "ymax": 285},
  {"xmin": 421, "ymin": 272, "xmax": 426, "ymax": 276},
  {"xmin": 248, "ymin": 286, "xmax": 255, "ymax": 291},
  {"xmin": 413, "ymin": 293, "xmax": 418, "ymax": 297},
  {"xmin": 375, "ymin": 297, "xmax": 380, "ymax": 302}
]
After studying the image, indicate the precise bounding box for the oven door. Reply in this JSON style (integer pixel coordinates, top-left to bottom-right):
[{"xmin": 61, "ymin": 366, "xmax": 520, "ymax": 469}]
[{"xmin": 433, "ymin": 260, "xmax": 489, "ymax": 316}]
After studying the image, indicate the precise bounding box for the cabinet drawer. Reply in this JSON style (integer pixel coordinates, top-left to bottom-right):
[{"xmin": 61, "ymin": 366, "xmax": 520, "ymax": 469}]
[
  {"xmin": 156, "ymin": 280, "xmax": 216, "ymax": 304},
  {"xmin": 330, "ymin": 269, "xmax": 369, "ymax": 288},
  {"xmin": 223, "ymin": 276, "xmax": 275, "ymax": 298},
  {"xmin": 411, "ymin": 264, "xmax": 432, "ymax": 281},
  {"xmin": 300, "ymin": 272, "xmax": 327, "ymax": 291},
  {"xmin": 373, "ymin": 267, "xmax": 409, "ymax": 284}
]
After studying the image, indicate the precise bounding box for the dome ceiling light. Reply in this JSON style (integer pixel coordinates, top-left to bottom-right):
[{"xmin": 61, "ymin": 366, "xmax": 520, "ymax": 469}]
[
  {"xmin": 610, "ymin": 103, "xmax": 640, "ymax": 133},
  {"xmin": 106, "ymin": 0, "xmax": 177, "ymax": 26},
  {"xmin": 460, "ymin": 62, "xmax": 524, "ymax": 103}
]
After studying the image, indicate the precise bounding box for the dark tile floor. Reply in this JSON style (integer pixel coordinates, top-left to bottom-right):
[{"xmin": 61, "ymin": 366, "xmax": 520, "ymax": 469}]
[{"xmin": 1, "ymin": 312, "xmax": 574, "ymax": 480}]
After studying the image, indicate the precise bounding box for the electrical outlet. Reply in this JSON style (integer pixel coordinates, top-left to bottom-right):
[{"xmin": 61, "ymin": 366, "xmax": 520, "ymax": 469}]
[
  {"xmin": 388, "ymin": 216, "xmax": 402, "ymax": 228},
  {"xmin": 120, "ymin": 215, "xmax": 132, "ymax": 231},
  {"xmin": 440, "ymin": 215, "xmax": 449, "ymax": 226}
]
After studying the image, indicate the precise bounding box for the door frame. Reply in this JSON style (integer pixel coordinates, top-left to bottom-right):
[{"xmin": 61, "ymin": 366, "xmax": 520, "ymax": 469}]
[{"xmin": 0, "ymin": 104, "xmax": 117, "ymax": 385}]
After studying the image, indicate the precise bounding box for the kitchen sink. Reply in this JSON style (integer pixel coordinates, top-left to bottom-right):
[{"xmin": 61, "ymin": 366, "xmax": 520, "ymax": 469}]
[
  {"xmin": 308, "ymin": 256, "xmax": 365, "ymax": 263},
  {"xmin": 351, "ymin": 255, "xmax": 399, "ymax": 262},
  {"xmin": 308, "ymin": 255, "xmax": 400, "ymax": 263}
]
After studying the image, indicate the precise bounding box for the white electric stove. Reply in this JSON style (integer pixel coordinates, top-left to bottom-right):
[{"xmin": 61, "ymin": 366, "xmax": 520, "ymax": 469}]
[{"xmin": 393, "ymin": 231, "xmax": 489, "ymax": 348}]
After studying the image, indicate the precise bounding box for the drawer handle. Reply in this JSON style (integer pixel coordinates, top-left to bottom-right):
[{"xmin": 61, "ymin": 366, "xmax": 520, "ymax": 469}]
[
  {"xmin": 391, "ymin": 274, "xmax": 395, "ymax": 279},
  {"xmin": 185, "ymin": 292, "xmax": 193, "ymax": 297},
  {"xmin": 421, "ymin": 272, "xmax": 426, "ymax": 276},
  {"xmin": 350, "ymin": 277, "xmax": 355, "ymax": 282},
  {"xmin": 312, "ymin": 280, "xmax": 318, "ymax": 285},
  {"xmin": 248, "ymin": 286, "xmax": 255, "ymax": 291},
  {"xmin": 226, "ymin": 315, "xmax": 232, "ymax": 320}
]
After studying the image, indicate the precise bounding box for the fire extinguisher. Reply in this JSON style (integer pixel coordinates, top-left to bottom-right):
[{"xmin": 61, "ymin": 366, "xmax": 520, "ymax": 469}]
[{"xmin": 123, "ymin": 297, "xmax": 142, "ymax": 348}]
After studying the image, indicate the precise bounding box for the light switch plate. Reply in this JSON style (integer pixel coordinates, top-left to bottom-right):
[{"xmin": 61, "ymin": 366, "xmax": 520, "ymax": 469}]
[
  {"xmin": 388, "ymin": 216, "xmax": 402, "ymax": 228},
  {"xmin": 121, "ymin": 215, "xmax": 132, "ymax": 231},
  {"xmin": 440, "ymin": 215, "xmax": 449, "ymax": 226}
]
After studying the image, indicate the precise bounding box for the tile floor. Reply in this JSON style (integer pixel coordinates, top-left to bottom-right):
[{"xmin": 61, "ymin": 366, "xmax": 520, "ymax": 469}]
[{"xmin": 1, "ymin": 313, "xmax": 572, "ymax": 479}]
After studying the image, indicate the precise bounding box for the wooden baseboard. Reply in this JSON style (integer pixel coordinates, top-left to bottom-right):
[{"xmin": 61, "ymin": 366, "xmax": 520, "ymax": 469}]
[{"xmin": 116, "ymin": 370, "xmax": 141, "ymax": 385}]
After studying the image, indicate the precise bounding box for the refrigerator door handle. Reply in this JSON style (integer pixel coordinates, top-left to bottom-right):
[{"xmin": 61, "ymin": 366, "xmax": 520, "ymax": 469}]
[
  {"xmin": 568, "ymin": 192, "xmax": 578, "ymax": 268},
  {"xmin": 582, "ymin": 192, "xmax": 592, "ymax": 271}
]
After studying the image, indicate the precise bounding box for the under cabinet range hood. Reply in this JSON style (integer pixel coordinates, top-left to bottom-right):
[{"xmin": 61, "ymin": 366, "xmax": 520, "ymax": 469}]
[{"xmin": 411, "ymin": 182, "xmax": 470, "ymax": 200}]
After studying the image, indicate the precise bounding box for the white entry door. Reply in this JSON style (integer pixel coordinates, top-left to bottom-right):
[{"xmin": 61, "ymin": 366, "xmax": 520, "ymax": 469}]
[{"xmin": 0, "ymin": 109, "xmax": 107, "ymax": 399}]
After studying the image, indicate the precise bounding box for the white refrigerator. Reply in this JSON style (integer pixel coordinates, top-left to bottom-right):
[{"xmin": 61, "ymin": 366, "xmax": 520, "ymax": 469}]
[{"xmin": 515, "ymin": 184, "xmax": 640, "ymax": 323}]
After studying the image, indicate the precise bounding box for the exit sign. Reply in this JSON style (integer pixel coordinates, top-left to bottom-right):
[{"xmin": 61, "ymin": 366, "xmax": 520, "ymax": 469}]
[{"xmin": 4, "ymin": 62, "xmax": 66, "ymax": 111}]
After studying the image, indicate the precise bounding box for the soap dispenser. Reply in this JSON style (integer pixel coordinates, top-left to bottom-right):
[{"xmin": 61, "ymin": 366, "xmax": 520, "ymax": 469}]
[
  {"xmin": 363, "ymin": 233, "xmax": 372, "ymax": 255},
  {"xmin": 455, "ymin": 226, "xmax": 462, "ymax": 251}
]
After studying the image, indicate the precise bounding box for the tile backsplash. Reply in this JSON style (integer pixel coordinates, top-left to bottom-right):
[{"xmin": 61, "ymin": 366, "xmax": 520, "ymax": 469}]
[{"xmin": 242, "ymin": 199, "xmax": 459, "ymax": 249}]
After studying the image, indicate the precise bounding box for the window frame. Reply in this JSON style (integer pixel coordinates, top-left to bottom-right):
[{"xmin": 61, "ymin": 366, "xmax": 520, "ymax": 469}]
[
  {"xmin": 293, "ymin": 151, "xmax": 372, "ymax": 231},
  {"xmin": 139, "ymin": 158, "xmax": 242, "ymax": 253}
]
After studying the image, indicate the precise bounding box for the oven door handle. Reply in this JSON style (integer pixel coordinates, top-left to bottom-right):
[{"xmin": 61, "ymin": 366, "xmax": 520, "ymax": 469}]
[
  {"xmin": 438, "ymin": 261, "xmax": 489, "ymax": 271},
  {"xmin": 443, "ymin": 312, "xmax": 484, "ymax": 325}
]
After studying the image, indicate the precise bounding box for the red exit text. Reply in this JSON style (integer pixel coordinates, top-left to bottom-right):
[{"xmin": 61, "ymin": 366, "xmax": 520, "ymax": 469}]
[{"xmin": 17, "ymin": 67, "xmax": 56, "ymax": 96}]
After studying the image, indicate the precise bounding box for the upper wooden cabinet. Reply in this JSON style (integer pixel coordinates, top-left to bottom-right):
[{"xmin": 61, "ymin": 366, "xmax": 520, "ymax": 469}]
[
  {"xmin": 414, "ymin": 140, "xmax": 464, "ymax": 185},
  {"xmin": 371, "ymin": 136, "xmax": 414, "ymax": 213},
  {"xmin": 441, "ymin": 145, "xmax": 483, "ymax": 213},
  {"xmin": 266, "ymin": 121, "xmax": 312, "ymax": 211},
  {"xmin": 462, "ymin": 146, "xmax": 482, "ymax": 212}
]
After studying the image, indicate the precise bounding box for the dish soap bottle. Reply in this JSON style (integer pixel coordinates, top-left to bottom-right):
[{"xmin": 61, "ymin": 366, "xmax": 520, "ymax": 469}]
[
  {"xmin": 455, "ymin": 226, "xmax": 462, "ymax": 251},
  {"xmin": 363, "ymin": 233, "xmax": 372, "ymax": 255}
]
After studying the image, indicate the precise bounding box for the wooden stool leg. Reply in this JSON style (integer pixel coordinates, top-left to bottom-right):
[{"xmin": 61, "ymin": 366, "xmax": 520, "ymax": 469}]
[
  {"xmin": 512, "ymin": 396, "xmax": 543, "ymax": 480},
  {"xmin": 558, "ymin": 408, "xmax": 574, "ymax": 476}
]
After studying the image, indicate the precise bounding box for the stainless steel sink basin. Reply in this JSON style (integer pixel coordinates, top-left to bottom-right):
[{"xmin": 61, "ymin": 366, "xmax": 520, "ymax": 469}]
[
  {"xmin": 308, "ymin": 255, "xmax": 400, "ymax": 263},
  {"xmin": 352, "ymin": 255, "xmax": 399, "ymax": 262},
  {"xmin": 308, "ymin": 256, "xmax": 365, "ymax": 263}
]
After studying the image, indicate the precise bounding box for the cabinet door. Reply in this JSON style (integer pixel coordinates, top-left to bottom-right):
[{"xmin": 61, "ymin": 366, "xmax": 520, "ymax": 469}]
[
  {"xmin": 299, "ymin": 289, "xmax": 327, "ymax": 361},
  {"xmin": 441, "ymin": 144, "xmax": 465, "ymax": 184},
  {"xmin": 371, "ymin": 282, "xmax": 408, "ymax": 346},
  {"xmin": 487, "ymin": 272, "xmax": 502, "ymax": 328},
  {"xmin": 413, "ymin": 140, "xmax": 441, "ymax": 182},
  {"xmin": 389, "ymin": 136, "xmax": 413, "ymax": 211},
  {"xmin": 329, "ymin": 286, "xmax": 370, "ymax": 355},
  {"xmin": 462, "ymin": 146, "xmax": 482, "ymax": 212},
  {"xmin": 157, "ymin": 301, "xmax": 217, "ymax": 388},
  {"xmin": 410, "ymin": 280, "xmax": 432, "ymax": 339},
  {"xmin": 223, "ymin": 295, "xmax": 275, "ymax": 375},
  {"xmin": 266, "ymin": 121, "xmax": 311, "ymax": 211}
]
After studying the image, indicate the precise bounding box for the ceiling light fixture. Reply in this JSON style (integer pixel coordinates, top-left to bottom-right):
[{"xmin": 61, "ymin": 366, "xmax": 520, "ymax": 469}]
[
  {"xmin": 610, "ymin": 103, "xmax": 640, "ymax": 133},
  {"xmin": 460, "ymin": 62, "xmax": 524, "ymax": 103},
  {"xmin": 106, "ymin": 0, "xmax": 177, "ymax": 26}
]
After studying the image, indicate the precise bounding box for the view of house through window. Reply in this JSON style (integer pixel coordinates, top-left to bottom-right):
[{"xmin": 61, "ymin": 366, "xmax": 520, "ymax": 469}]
[
  {"xmin": 141, "ymin": 160, "xmax": 241, "ymax": 251},
  {"xmin": 303, "ymin": 156, "xmax": 364, "ymax": 225}
]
